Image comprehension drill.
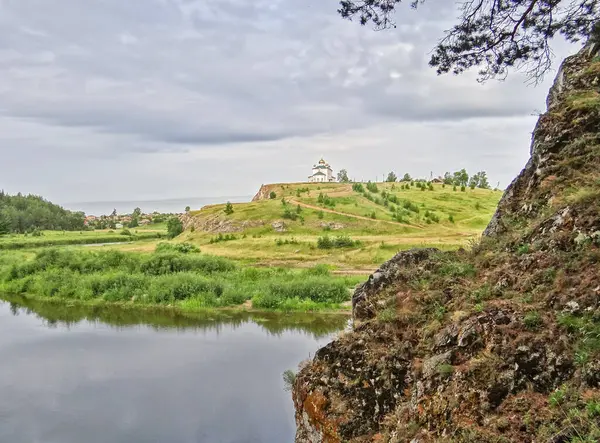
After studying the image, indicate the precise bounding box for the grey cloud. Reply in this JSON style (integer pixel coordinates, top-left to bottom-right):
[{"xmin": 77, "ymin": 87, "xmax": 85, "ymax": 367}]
[
  {"xmin": 0, "ymin": 0, "xmax": 579, "ymax": 202},
  {"xmin": 0, "ymin": 0, "xmax": 558, "ymax": 150}
]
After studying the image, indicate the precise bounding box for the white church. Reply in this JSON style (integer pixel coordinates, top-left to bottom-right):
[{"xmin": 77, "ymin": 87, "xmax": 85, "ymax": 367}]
[{"xmin": 308, "ymin": 158, "xmax": 335, "ymax": 183}]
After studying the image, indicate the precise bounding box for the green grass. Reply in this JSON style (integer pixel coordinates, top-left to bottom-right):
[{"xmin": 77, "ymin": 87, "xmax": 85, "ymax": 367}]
[
  {"xmin": 0, "ymin": 228, "xmax": 164, "ymax": 250},
  {"xmin": 182, "ymin": 182, "xmax": 502, "ymax": 271},
  {"xmin": 0, "ymin": 248, "xmax": 364, "ymax": 312}
]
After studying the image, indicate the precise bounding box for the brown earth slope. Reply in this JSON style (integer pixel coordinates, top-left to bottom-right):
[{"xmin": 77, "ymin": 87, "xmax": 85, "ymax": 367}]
[{"xmin": 293, "ymin": 42, "xmax": 600, "ymax": 442}]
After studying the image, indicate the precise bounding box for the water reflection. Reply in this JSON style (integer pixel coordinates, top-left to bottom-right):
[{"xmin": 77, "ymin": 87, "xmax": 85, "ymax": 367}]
[
  {"xmin": 0, "ymin": 296, "xmax": 346, "ymax": 443},
  {"xmin": 3, "ymin": 294, "xmax": 349, "ymax": 338}
]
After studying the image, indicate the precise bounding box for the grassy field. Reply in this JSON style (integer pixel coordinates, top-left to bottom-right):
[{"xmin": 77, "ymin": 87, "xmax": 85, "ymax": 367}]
[
  {"xmin": 0, "ymin": 228, "xmax": 165, "ymax": 250},
  {"xmin": 171, "ymin": 182, "xmax": 502, "ymax": 271}
]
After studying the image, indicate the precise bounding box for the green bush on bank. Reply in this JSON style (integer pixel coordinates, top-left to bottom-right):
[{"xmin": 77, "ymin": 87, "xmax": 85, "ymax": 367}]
[{"xmin": 0, "ymin": 249, "xmax": 356, "ymax": 311}]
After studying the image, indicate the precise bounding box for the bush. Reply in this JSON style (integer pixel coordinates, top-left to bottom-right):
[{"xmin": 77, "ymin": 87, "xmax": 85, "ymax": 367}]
[
  {"xmin": 120, "ymin": 229, "xmax": 132, "ymax": 236},
  {"xmin": 167, "ymin": 217, "xmax": 184, "ymax": 239},
  {"xmin": 282, "ymin": 208, "xmax": 298, "ymax": 220},
  {"xmin": 275, "ymin": 237, "xmax": 299, "ymax": 246},
  {"xmin": 317, "ymin": 235, "xmax": 360, "ymax": 249},
  {"xmin": 269, "ymin": 191, "xmax": 277, "ymax": 199},
  {"xmin": 460, "ymin": 185, "xmax": 466, "ymax": 192},
  {"xmin": 224, "ymin": 202, "xmax": 234, "ymax": 215},
  {"xmin": 317, "ymin": 193, "xmax": 335, "ymax": 208},
  {"xmin": 366, "ymin": 181, "xmax": 379, "ymax": 193},
  {"xmin": 352, "ymin": 183, "xmax": 365, "ymax": 193},
  {"xmin": 267, "ymin": 278, "xmax": 349, "ymax": 303},
  {"xmin": 403, "ymin": 200, "xmax": 420, "ymax": 214},
  {"xmin": 209, "ymin": 233, "xmax": 237, "ymax": 244},
  {"xmin": 155, "ymin": 242, "xmax": 200, "ymax": 254}
]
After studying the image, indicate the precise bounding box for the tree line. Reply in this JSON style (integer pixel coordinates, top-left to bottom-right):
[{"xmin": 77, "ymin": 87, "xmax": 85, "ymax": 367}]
[
  {"xmin": 337, "ymin": 169, "xmax": 492, "ymax": 189},
  {"xmin": 0, "ymin": 191, "xmax": 85, "ymax": 235}
]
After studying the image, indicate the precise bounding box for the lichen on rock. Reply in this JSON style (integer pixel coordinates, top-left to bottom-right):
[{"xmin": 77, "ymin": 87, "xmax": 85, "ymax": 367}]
[{"xmin": 293, "ymin": 42, "xmax": 600, "ymax": 443}]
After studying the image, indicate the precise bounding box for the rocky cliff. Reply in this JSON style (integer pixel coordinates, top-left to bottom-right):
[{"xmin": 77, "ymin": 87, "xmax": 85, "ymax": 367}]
[{"xmin": 293, "ymin": 43, "xmax": 600, "ymax": 442}]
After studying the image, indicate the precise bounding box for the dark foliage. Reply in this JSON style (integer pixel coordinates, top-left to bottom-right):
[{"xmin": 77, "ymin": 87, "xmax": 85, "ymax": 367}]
[
  {"xmin": 338, "ymin": 0, "xmax": 600, "ymax": 81},
  {"xmin": 0, "ymin": 191, "xmax": 85, "ymax": 233}
]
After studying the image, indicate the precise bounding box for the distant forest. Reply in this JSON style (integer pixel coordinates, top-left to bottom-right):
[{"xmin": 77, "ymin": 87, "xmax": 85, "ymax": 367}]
[{"xmin": 0, "ymin": 191, "xmax": 85, "ymax": 234}]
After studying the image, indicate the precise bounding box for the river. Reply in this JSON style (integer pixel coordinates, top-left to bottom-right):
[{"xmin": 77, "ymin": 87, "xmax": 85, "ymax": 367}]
[{"xmin": 0, "ymin": 298, "xmax": 348, "ymax": 443}]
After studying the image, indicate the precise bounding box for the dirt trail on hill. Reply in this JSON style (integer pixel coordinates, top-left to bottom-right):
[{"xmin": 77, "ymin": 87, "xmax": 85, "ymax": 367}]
[{"xmin": 288, "ymin": 199, "xmax": 422, "ymax": 229}]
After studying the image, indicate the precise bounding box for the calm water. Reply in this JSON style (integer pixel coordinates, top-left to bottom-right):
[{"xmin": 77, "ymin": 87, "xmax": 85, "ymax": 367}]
[{"xmin": 0, "ymin": 298, "xmax": 347, "ymax": 443}]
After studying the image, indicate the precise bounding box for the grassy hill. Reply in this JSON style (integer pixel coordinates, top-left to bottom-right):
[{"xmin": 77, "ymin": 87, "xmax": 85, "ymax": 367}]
[{"xmin": 170, "ymin": 182, "xmax": 502, "ymax": 271}]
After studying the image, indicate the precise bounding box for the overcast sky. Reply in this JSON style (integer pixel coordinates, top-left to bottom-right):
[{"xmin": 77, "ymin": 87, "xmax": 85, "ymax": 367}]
[{"xmin": 0, "ymin": 0, "xmax": 579, "ymax": 207}]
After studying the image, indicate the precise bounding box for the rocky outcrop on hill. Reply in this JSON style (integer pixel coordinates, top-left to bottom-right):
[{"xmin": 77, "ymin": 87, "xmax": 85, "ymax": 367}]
[
  {"xmin": 181, "ymin": 213, "xmax": 265, "ymax": 233},
  {"xmin": 293, "ymin": 43, "xmax": 600, "ymax": 443}
]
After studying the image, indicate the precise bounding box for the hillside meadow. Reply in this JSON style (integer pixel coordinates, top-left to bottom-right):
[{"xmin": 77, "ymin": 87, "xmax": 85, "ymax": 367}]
[{"xmin": 172, "ymin": 182, "xmax": 502, "ymax": 271}]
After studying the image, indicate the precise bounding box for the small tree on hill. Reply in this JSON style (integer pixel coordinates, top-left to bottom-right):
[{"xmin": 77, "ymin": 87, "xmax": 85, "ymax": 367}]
[
  {"xmin": 167, "ymin": 217, "xmax": 183, "ymax": 239},
  {"xmin": 453, "ymin": 169, "xmax": 469, "ymax": 187},
  {"xmin": 443, "ymin": 172, "xmax": 453, "ymax": 185},
  {"xmin": 337, "ymin": 169, "xmax": 350, "ymax": 183},
  {"xmin": 185, "ymin": 206, "xmax": 191, "ymax": 213},
  {"xmin": 133, "ymin": 207, "xmax": 142, "ymax": 218},
  {"xmin": 224, "ymin": 202, "xmax": 234, "ymax": 215},
  {"xmin": 402, "ymin": 173, "xmax": 412, "ymax": 182},
  {"xmin": 476, "ymin": 171, "xmax": 491, "ymax": 189},
  {"xmin": 386, "ymin": 171, "xmax": 397, "ymax": 182},
  {"xmin": 269, "ymin": 191, "xmax": 277, "ymax": 199},
  {"xmin": 469, "ymin": 175, "xmax": 478, "ymax": 189}
]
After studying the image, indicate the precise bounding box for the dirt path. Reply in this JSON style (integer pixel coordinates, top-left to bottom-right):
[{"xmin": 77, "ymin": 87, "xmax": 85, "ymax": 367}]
[{"xmin": 288, "ymin": 199, "xmax": 423, "ymax": 229}]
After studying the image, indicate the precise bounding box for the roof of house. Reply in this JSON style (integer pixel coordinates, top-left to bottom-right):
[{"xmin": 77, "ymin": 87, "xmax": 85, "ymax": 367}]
[{"xmin": 310, "ymin": 171, "xmax": 326, "ymax": 176}]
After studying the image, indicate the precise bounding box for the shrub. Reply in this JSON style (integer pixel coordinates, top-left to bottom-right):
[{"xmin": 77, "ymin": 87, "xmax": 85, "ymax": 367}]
[
  {"xmin": 224, "ymin": 202, "xmax": 234, "ymax": 215},
  {"xmin": 403, "ymin": 200, "xmax": 420, "ymax": 214},
  {"xmin": 317, "ymin": 193, "xmax": 335, "ymax": 208},
  {"xmin": 120, "ymin": 229, "xmax": 132, "ymax": 236},
  {"xmin": 275, "ymin": 237, "xmax": 299, "ymax": 246},
  {"xmin": 155, "ymin": 242, "xmax": 200, "ymax": 254},
  {"xmin": 317, "ymin": 235, "xmax": 360, "ymax": 249},
  {"xmin": 317, "ymin": 236, "xmax": 333, "ymax": 249},
  {"xmin": 316, "ymin": 210, "xmax": 324, "ymax": 219},
  {"xmin": 448, "ymin": 214, "xmax": 455, "ymax": 223},
  {"xmin": 460, "ymin": 185, "xmax": 466, "ymax": 192},
  {"xmin": 167, "ymin": 217, "xmax": 184, "ymax": 239},
  {"xmin": 524, "ymin": 311, "xmax": 542, "ymax": 329},
  {"xmin": 269, "ymin": 191, "xmax": 277, "ymax": 199},
  {"xmin": 366, "ymin": 181, "xmax": 379, "ymax": 193},
  {"xmin": 352, "ymin": 183, "xmax": 365, "ymax": 193},
  {"xmin": 209, "ymin": 233, "xmax": 237, "ymax": 244},
  {"xmin": 282, "ymin": 208, "xmax": 298, "ymax": 220},
  {"xmin": 267, "ymin": 278, "xmax": 349, "ymax": 303}
]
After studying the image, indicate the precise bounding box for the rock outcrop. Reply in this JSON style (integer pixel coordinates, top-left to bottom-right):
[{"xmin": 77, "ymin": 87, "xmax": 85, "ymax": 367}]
[
  {"xmin": 294, "ymin": 43, "xmax": 600, "ymax": 442},
  {"xmin": 181, "ymin": 213, "xmax": 265, "ymax": 233}
]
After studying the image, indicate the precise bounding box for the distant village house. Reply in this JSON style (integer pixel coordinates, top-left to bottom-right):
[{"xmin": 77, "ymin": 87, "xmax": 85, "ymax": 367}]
[{"xmin": 308, "ymin": 158, "xmax": 335, "ymax": 183}]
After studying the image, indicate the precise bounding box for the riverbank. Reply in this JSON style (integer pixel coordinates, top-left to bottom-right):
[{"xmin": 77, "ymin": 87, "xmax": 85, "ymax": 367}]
[{"xmin": 0, "ymin": 247, "xmax": 365, "ymax": 313}]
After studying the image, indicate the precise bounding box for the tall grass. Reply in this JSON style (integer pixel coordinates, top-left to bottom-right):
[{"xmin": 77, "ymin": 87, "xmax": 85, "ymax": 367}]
[
  {"xmin": 0, "ymin": 232, "xmax": 161, "ymax": 250},
  {"xmin": 0, "ymin": 248, "xmax": 359, "ymax": 311}
]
